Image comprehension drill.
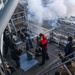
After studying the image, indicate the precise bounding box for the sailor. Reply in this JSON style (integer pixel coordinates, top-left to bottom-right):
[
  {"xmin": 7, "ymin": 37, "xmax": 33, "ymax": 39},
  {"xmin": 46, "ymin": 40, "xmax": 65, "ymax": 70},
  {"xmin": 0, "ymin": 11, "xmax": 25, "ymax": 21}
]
[
  {"xmin": 64, "ymin": 36, "xmax": 74, "ymax": 57},
  {"xmin": 39, "ymin": 33, "xmax": 49, "ymax": 65},
  {"xmin": 64, "ymin": 36, "xmax": 75, "ymax": 65}
]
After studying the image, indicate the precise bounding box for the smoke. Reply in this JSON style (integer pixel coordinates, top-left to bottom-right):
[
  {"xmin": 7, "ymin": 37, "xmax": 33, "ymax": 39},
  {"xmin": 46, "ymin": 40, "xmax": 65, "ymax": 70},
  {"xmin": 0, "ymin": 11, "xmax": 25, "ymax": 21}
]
[
  {"xmin": 27, "ymin": 0, "xmax": 75, "ymax": 24},
  {"xmin": 28, "ymin": 0, "xmax": 44, "ymax": 24},
  {"xmin": 65, "ymin": 0, "xmax": 75, "ymax": 16}
]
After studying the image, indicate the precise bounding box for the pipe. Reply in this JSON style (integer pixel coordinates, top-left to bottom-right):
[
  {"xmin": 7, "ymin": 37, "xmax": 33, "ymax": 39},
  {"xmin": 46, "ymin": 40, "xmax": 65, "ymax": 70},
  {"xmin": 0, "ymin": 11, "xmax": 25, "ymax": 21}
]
[
  {"xmin": 36, "ymin": 58, "xmax": 60, "ymax": 75},
  {"xmin": 37, "ymin": 51, "xmax": 75, "ymax": 75},
  {"xmin": 40, "ymin": 56, "xmax": 75, "ymax": 75},
  {"xmin": 63, "ymin": 65, "xmax": 72, "ymax": 75},
  {"xmin": 0, "ymin": 34, "xmax": 3, "ymax": 63},
  {"xmin": 1, "ymin": 34, "xmax": 3, "ymax": 56},
  {"xmin": 0, "ymin": 0, "xmax": 19, "ymax": 37}
]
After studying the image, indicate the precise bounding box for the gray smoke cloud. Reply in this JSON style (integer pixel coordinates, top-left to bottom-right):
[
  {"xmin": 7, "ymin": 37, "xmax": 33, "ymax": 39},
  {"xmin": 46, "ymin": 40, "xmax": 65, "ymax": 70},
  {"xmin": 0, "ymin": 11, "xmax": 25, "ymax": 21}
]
[{"xmin": 27, "ymin": 0, "xmax": 75, "ymax": 24}]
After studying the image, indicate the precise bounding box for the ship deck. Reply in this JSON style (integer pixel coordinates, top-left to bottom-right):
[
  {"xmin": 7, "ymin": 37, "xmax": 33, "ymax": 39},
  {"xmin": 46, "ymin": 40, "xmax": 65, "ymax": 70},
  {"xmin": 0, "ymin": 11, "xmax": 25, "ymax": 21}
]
[{"xmin": 9, "ymin": 41, "xmax": 63, "ymax": 75}]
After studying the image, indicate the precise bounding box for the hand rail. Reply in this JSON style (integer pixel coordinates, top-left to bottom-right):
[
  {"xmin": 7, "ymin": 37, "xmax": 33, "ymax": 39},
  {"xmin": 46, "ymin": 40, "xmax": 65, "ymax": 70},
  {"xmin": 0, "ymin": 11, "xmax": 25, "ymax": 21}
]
[
  {"xmin": 37, "ymin": 51, "xmax": 75, "ymax": 75},
  {"xmin": 49, "ymin": 51, "xmax": 75, "ymax": 69},
  {"xmin": 40, "ymin": 56, "xmax": 75, "ymax": 75},
  {"xmin": 36, "ymin": 58, "xmax": 60, "ymax": 75},
  {"xmin": 26, "ymin": 27, "xmax": 55, "ymax": 38},
  {"xmin": 63, "ymin": 65, "xmax": 72, "ymax": 75}
]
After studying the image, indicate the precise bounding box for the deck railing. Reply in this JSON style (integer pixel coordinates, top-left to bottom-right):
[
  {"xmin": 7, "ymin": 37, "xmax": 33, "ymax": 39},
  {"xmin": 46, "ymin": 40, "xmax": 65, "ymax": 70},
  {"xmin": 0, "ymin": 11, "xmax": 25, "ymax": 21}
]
[
  {"xmin": 36, "ymin": 51, "xmax": 75, "ymax": 75},
  {"xmin": 25, "ymin": 22, "xmax": 75, "ymax": 75}
]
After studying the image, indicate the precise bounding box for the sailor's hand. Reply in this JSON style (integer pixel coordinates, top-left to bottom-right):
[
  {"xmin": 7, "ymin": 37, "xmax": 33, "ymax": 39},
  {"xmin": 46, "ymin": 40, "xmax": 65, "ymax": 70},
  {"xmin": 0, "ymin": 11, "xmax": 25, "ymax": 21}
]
[{"xmin": 5, "ymin": 64, "xmax": 9, "ymax": 68}]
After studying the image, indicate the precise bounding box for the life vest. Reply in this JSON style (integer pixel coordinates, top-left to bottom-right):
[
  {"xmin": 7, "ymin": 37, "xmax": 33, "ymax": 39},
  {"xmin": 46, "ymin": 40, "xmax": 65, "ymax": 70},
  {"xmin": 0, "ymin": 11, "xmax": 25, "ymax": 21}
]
[{"xmin": 40, "ymin": 35, "xmax": 48, "ymax": 49}]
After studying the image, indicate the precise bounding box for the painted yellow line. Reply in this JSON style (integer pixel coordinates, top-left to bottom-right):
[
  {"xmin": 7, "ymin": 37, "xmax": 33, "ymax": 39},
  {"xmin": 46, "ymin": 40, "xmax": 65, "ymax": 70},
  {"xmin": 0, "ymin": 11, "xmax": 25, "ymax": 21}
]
[
  {"xmin": 31, "ymin": 23, "xmax": 49, "ymax": 31},
  {"xmin": 30, "ymin": 23, "xmax": 55, "ymax": 34}
]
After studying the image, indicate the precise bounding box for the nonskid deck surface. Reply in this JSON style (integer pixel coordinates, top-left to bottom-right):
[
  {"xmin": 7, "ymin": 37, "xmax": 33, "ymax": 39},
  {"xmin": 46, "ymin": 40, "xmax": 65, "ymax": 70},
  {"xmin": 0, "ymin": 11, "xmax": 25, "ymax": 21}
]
[{"xmin": 11, "ymin": 42, "xmax": 63, "ymax": 75}]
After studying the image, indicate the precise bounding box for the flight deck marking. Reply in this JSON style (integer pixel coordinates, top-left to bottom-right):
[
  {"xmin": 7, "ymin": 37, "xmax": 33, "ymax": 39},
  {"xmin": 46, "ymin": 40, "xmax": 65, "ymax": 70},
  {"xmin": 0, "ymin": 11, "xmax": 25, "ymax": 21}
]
[{"xmin": 31, "ymin": 23, "xmax": 55, "ymax": 34}]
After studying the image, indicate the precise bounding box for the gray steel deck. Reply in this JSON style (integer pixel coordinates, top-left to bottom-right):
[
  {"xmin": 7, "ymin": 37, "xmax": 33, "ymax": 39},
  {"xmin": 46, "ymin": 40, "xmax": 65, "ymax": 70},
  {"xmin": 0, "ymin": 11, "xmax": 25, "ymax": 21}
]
[{"xmin": 11, "ymin": 42, "xmax": 62, "ymax": 75}]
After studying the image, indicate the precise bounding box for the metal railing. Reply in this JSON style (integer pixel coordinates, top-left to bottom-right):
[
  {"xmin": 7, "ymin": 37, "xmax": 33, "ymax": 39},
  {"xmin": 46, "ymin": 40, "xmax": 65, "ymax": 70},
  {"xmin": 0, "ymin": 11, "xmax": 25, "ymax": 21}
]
[
  {"xmin": 36, "ymin": 50, "xmax": 75, "ymax": 75},
  {"xmin": 23, "ymin": 23, "xmax": 75, "ymax": 75},
  {"xmin": 25, "ymin": 22, "xmax": 75, "ymax": 75},
  {"xmin": 26, "ymin": 22, "xmax": 75, "ymax": 46},
  {"xmin": 40, "ymin": 57, "xmax": 75, "ymax": 75}
]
